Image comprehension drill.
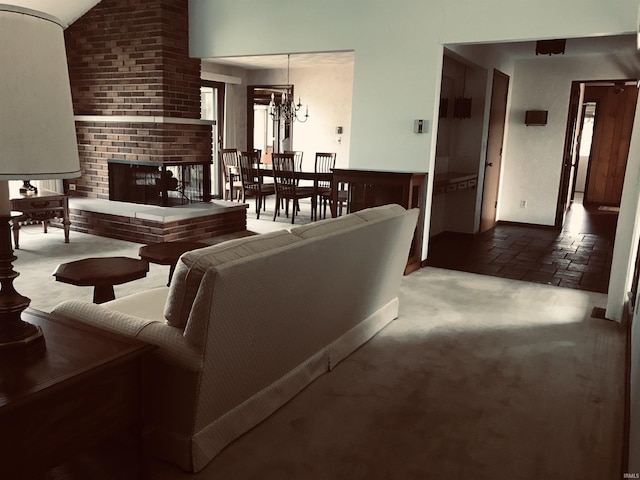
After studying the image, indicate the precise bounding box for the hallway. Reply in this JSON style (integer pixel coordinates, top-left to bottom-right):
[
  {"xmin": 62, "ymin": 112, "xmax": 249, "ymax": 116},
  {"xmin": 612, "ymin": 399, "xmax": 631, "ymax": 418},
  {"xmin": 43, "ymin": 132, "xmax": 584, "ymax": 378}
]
[{"xmin": 425, "ymin": 197, "xmax": 618, "ymax": 294}]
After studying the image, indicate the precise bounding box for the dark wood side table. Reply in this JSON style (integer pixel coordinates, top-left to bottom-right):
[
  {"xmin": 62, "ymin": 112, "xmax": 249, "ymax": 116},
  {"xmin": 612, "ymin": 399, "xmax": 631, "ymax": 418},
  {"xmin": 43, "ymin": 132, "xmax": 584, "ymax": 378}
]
[
  {"xmin": 10, "ymin": 188, "xmax": 71, "ymax": 249},
  {"xmin": 331, "ymin": 168, "xmax": 427, "ymax": 274},
  {"xmin": 53, "ymin": 256, "xmax": 149, "ymax": 304},
  {"xmin": 0, "ymin": 309, "xmax": 156, "ymax": 479},
  {"xmin": 139, "ymin": 240, "xmax": 208, "ymax": 286},
  {"xmin": 139, "ymin": 231, "xmax": 257, "ymax": 286}
]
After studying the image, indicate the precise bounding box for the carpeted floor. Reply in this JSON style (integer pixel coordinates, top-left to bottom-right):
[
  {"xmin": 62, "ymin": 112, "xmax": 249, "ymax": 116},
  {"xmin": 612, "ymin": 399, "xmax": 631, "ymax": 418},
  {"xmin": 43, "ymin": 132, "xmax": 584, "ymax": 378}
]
[
  {"xmin": 18, "ymin": 221, "xmax": 624, "ymax": 480},
  {"xmin": 165, "ymin": 268, "xmax": 623, "ymax": 480}
]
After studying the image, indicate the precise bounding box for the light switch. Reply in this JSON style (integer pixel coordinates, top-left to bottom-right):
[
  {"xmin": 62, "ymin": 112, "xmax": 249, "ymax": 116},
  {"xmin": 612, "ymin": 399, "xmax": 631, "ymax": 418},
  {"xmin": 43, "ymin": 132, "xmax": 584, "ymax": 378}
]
[{"xmin": 414, "ymin": 119, "xmax": 428, "ymax": 134}]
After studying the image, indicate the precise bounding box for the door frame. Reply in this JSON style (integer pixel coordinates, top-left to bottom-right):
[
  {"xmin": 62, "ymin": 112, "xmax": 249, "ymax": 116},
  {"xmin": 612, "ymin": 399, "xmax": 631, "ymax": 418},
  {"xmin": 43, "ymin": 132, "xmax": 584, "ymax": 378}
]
[
  {"xmin": 247, "ymin": 84, "xmax": 294, "ymax": 154},
  {"xmin": 202, "ymin": 80, "xmax": 225, "ymax": 198}
]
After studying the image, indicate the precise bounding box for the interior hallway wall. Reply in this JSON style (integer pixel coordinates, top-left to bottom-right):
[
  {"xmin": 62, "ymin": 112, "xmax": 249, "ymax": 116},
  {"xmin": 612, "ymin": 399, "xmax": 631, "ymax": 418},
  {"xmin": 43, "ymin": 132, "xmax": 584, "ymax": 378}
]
[
  {"xmin": 247, "ymin": 64, "xmax": 354, "ymax": 170},
  {"xmin": 501, "ymin": 52, "xmax": 640, "ymax": 226}
]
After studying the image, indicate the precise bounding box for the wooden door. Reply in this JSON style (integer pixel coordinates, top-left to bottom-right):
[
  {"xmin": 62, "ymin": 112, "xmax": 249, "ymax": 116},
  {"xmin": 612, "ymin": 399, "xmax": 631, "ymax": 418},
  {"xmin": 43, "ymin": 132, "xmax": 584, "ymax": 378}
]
[
  {"xmin": 584, "ymin": 84, "xmax": 638, "ymax": 206},
  {"xmin": 556, "ymin": 82, "xmax": 582, "ymax": 227},
  {"xmin": 480, "ymin": 69, "xmax": 509, "ymax": 232}
]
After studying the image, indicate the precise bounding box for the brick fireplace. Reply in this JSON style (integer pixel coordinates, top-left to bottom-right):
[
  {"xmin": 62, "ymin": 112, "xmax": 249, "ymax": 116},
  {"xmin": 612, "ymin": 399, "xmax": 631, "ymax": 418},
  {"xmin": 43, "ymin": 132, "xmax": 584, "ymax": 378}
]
[
  {"xmin": 64, "ymin": 0, "xmax": 212, "ymax": 200},
  {"xmin": 61, "ymin": 0, "xmax": 233, "ymax": 243}
]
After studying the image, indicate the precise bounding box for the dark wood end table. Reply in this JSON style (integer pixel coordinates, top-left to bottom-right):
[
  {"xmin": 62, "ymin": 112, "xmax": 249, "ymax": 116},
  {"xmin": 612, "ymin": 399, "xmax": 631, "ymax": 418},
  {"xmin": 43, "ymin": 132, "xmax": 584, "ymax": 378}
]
[
  {"xmin": 53, "ymin": 256, "xmax": 149, "ymax": 304},
  {"xmin": 139, "ymin": 231, "xmax": 258, "ymax": 286},
  {"xmin": 139, "ymin": 241, "xmax": 208, "ymax": 286},
  {"xmin": 0, "ymin": 309, "xmax": 156, "ymax": 479},
  {"xmin": 10, "ymin": 188, "xmax": 71, "ymax": 249}
]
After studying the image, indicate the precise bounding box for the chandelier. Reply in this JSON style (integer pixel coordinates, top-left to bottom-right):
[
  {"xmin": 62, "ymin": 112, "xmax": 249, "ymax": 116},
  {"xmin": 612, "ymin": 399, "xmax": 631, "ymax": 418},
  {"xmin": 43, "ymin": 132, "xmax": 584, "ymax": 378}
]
[{"xmin": 268, "ymin": 54, "xmax": 309, "ymax": 123}]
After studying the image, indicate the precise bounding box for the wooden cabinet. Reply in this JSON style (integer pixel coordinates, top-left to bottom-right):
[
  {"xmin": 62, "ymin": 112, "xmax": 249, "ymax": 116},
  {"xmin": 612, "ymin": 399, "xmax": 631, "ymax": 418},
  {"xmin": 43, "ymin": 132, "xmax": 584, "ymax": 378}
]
[
  {"xmin": 331, "ymin": 168, "xmax": 427, "ymax": 274},
  {"xmin": 0, "ymin": 309, "xmax": 156, "ymax": 478},
  {"xmin": 433, "ymin": 172, "xmax": 478, "ymax": 195}
]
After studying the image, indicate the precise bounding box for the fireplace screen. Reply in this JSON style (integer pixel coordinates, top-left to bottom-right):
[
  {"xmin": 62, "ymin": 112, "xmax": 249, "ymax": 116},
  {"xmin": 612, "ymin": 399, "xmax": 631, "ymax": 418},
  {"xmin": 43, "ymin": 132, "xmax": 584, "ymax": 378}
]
[{"xmin": 108, "ymin": 159, "xmax": 211, "ymax": 206}]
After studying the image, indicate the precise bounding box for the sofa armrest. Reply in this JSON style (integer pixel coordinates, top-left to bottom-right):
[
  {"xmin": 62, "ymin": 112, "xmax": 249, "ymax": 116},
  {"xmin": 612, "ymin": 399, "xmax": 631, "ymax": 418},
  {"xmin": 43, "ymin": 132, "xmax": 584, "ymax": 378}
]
[{"xmin": 52, "ymin": 300, "xmax": 203, "ymax": 371}]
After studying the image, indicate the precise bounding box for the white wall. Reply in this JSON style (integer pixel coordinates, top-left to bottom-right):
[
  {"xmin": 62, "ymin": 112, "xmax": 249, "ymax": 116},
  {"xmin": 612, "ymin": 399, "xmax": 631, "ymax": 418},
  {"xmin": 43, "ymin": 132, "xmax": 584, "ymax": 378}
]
[
  {"xmin": 203, "ymin": 61, "xmax": 354, "ymax": 170},
  {"xmin": 247, "ymin": 64, "xmax": 354, "ymax": 171},
  {"xmin": 500, "ymin": 53, "xmax": 640, "ymax": 225},
  {"xmin": 440, "ymin": 0, "xmax": 637, "ymax": 45},
  {"xmin": 190, "ymin": 0, "xmax": 442, "ymax": 175},
  {"xmin": 189, "ymin": 0, "xmax": 639, "ymax": 298}
]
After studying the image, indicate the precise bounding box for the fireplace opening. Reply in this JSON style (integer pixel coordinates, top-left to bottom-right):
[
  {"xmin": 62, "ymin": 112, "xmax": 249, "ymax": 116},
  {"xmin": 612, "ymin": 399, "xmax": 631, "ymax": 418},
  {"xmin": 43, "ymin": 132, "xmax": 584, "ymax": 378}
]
[{"xmin": 108, "ymin": 159, "xmax": 211, "ymax": 206}]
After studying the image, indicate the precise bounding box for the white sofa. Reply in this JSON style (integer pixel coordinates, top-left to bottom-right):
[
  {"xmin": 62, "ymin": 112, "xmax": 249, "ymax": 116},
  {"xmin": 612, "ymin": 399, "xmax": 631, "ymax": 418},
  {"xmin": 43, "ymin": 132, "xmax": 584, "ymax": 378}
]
[{"xmin": 52, "ymin": 204, "xmax": 419, "ymax": 472}]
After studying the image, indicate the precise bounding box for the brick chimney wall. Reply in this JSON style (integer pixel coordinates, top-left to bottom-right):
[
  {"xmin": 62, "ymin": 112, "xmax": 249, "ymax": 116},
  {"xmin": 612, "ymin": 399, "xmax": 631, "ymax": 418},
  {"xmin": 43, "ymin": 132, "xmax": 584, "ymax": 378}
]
[{"xmin": 65, "ymin": 0, "xmax": 212, "ymax": 199}]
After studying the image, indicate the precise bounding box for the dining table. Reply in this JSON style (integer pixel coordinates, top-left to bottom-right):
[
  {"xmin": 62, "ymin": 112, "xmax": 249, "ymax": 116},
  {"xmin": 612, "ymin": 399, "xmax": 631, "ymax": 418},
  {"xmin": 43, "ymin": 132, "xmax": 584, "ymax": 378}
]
[{"xmin": 229, "ymin": 163, "xmax": 335, "ymax": 221}]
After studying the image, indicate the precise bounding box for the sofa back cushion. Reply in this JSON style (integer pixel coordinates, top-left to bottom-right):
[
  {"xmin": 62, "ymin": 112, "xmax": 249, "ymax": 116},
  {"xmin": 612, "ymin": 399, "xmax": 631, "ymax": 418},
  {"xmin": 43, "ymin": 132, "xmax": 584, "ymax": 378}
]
[
  {"xmin": 289, "ymin": 212, "xmax": 365, "ymax": 239},
  {"xmin": 354, "ymin": 203, "xmax": 407, "ymax": 221},
  {"xmin": 164, "ymin": 230, "xmax": 302, "ymax": 327},
  {"xmin": 289, "ymin": 204, "xmax": 406, "ymax": 240}
]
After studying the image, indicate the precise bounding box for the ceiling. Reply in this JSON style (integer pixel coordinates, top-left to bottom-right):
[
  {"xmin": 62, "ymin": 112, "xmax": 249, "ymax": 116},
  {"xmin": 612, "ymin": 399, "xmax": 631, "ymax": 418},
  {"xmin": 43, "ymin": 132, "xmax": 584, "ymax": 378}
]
[
  {"xmin": 473, "ymin": 34, "xmax": 637, "ymax": 59},
  {"xmin": 2, "ymin": 2, "xmax": 636, "ymax": 68},
  {"xmin": 2, "ymin": 1, "xmax": 101, "ymax": 26},
  {"xmin": 205, "ymin": 51, "xmax": 356, "ymax": 70}
]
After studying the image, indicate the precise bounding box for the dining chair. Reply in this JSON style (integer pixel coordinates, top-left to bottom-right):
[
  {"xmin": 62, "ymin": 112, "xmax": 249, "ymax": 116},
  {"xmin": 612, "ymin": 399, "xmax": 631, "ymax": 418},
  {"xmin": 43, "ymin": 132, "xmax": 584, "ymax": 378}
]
[
  {"xmin": 272, "ymin": 153, "xmax": 316, "ymax": 224},
  {"xmin": 314, "ymin": 152, "xmax": 336, "ymax": 219},
  {"xmin": 239, "ymin": 151, "xmax": 275, "ymax": 219},
  {"xmin": 220, "ymin": 148, "xmax": 243, "ymax": 202},
  {"xmin": 284, "ymin": 150, "xmax": 304, "ymax": 212},
  {"xmin": 284, "ymin": 150, "xmax": 304, "ymax": 172}
]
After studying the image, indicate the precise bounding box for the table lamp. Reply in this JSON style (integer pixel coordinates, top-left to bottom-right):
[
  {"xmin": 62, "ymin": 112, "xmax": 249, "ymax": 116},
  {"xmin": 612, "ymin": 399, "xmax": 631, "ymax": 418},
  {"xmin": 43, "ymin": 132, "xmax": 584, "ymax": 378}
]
[{"xmin": 0, "ymin": 5, "xmax": 80, "ymax": 352}]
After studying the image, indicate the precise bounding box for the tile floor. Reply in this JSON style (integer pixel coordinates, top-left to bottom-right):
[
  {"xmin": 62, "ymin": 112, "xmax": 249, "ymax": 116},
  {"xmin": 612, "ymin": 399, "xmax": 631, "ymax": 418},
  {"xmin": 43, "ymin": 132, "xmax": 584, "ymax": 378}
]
[{"xmin": 425, "ymin": 197, "xmax": 618, "ymax": 294}]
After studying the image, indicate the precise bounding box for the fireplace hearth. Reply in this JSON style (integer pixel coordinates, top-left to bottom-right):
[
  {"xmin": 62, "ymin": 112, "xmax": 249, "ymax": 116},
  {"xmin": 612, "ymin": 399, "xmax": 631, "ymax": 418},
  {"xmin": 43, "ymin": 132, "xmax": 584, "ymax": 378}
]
[{"xmin": 108, "ymin": 159, "xmax": 211, "ymax": 207}]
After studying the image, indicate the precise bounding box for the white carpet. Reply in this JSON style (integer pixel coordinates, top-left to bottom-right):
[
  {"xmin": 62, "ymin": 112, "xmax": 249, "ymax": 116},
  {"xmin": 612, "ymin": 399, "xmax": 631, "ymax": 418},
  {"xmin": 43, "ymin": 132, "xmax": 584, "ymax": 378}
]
[
  {"xmin": 13, "ymin": 223, "xmax": 169, "ymax": 313},
  {"xmin": 18, "ymin": 223, "xmax": 623, "ymax": 480}
]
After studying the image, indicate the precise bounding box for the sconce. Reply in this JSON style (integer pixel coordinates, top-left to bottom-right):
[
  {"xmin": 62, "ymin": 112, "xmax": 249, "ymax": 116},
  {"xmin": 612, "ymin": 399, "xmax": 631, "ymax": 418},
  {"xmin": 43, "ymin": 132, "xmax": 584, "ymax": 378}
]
[
  {"xmin": 439, "ymin": 97, "xmax": 448, "ymax": 118},
  {"xmin": 454, "ymin": 66, "xmax": 472, "ymax": 119},
  {"xmin": 525, "ymin": 110, "xmax": 548, "ymax": 126},
  {"xmin": 454, "ymin": 97, "xmax": 472, "ymax": 119},
  {"xmin": 535, "ymin": 39, "xmax": 566, "ymax": 56}
]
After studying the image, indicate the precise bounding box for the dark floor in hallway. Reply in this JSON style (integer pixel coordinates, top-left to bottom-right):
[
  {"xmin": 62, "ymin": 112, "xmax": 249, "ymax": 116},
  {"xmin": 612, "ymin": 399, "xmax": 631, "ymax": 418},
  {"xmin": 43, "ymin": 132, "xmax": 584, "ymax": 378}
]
[{"xmin": 425, "ymin": 199, "xmax": 618, "ymax": 294}]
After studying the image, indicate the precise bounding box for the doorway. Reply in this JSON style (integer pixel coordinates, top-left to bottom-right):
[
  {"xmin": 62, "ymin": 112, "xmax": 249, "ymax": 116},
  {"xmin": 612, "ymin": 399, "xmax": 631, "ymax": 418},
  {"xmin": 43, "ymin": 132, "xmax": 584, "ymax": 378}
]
[
  {"xmin": 556, "ymin": 80, "xmax": 638, "ymax": 226},
  {"xmin": 201, "ymin": 81, "xmax": 225, "ymax": 198},
  {"xmin": 583, "ymin": 83, "xmax": 638, "ymax": 206},
  {"xmin": 247, "ymin": 85, "xmax": 294, "ymax": 160}
]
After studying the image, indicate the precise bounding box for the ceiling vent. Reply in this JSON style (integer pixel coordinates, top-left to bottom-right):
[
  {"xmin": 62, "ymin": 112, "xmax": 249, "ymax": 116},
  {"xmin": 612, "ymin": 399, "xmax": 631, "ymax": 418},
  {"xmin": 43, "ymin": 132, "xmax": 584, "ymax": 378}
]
[{"xmin": 536, "ymin": 39, "xmax": 566, "ymax": 56}]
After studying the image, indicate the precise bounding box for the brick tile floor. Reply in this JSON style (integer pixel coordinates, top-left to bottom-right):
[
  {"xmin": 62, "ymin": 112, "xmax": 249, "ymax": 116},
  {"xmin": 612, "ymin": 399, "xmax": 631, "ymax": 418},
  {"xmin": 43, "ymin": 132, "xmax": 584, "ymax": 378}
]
[{"xmin": 425, "ymin": 201, "xmax": 617, "ymax": 294}]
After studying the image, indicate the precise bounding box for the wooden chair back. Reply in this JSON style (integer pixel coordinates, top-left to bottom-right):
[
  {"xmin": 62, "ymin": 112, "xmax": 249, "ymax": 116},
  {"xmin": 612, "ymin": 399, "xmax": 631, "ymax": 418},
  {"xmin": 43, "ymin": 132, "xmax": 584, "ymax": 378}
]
[
  {"xmin": 239, "ymin": 151, "xmax": 264, "ymax": 192},
  {"xmin": 314, "ymin": 152, "xmax": 336, "ymax": 189},
  {"xmin": 272, "ymin": 153, "xmax": 297, "ymax": 197},
  {"xmin": 220, "ymin": 148, "xmax": 241, "ymax": 200},
  {"xmin": 284, "ymin": 150, "xmax": 304, "ymax": 172}
]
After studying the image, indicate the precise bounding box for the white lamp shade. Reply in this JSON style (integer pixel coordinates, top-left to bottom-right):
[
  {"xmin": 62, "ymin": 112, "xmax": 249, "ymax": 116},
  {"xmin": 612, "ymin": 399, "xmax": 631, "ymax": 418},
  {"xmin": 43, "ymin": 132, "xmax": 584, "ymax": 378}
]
[{"xmin": 0, "ymin": 5, "xmax": 80, "ymax": 180}]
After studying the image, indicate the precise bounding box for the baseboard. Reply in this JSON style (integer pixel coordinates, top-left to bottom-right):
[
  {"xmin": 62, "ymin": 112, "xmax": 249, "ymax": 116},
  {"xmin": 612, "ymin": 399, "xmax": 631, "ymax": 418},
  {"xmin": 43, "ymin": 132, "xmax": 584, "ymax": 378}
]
[
  {"xmin": 495, "ymin": 220, "xmax": 558, "ymax": 230},
  {"xmin": 428, "ymin": 231, "xmax": 475, "ymax": 242}
]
